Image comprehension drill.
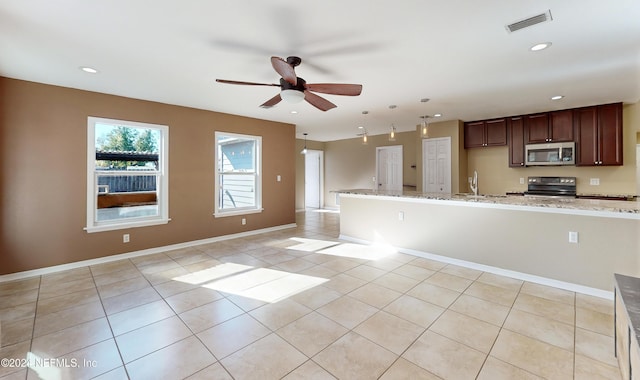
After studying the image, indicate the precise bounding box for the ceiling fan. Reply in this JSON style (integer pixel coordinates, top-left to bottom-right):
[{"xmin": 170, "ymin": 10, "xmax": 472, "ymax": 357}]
[{"xmin": 216, "ymin": 56, "xmax": 363, "ymax": 111}]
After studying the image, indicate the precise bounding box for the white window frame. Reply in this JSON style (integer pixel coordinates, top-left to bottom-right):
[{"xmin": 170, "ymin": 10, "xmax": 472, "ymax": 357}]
[
  {"xmin": 214, "ymin": 131, "xmax": 263, "ymax": 217},
  {"xmin": 85, "ymin": 117, "xmax": 169, "ymax": 233}
]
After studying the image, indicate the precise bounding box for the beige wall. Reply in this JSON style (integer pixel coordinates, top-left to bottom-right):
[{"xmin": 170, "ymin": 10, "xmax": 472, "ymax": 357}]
[
  {"xmin": 468, "ymin": 102, "xmax": 640, "ymax": 195},
  {"xmin": 322, "ymin": 131, "xmax": 417, "ymax": 208},
  {"xmin": 415, "ymin": 119, "xmax": 467, "ymax": 193},
  {"xmin": 298, "ymin": 102, "xmax": 639, "ymax": 209},
  {"xmin": 0, "ymin": 77, "xmax": 296, "ymax": 275},
  {"xmin": 298, "ymin": 119, "xmax": 467, "ymax": 210},
  {"xmin": 340, "ymin": 195, "xmax": 640, "ymax": 291}
]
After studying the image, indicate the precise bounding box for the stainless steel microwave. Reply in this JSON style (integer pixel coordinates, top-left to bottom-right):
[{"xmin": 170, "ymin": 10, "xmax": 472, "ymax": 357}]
[{"xmin": 525, "ymin": 142, "xmax": 575, "ymax": 166}]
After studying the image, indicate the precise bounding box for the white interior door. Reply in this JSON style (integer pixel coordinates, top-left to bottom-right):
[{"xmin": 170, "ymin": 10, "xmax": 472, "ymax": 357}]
[
  {"xmin": 423, "ymin": 137, "xmax": 451, "ymax": 193},
  {"xmin": 376, "ymin": 145, "xmax": 403, "ymax": 191},
  {"xmin": 305, "ymin": 150, "xmax": 322, "ymax": 208}
]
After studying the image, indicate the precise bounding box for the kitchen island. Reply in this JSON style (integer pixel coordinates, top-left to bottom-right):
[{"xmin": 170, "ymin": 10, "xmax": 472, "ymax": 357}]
[{"xmin": 336, "ymin": 190, "xmax": 640, "ymax": 295}]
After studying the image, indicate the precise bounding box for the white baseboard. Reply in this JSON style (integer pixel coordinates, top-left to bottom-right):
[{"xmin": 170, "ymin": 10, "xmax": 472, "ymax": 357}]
[
  {"xmin": 0, "ymin": 223, "xmax": 297, "ymax": 283},
  {"xmin": 339, "ymin": 234, "xmax": 613, "ymax": 300}
]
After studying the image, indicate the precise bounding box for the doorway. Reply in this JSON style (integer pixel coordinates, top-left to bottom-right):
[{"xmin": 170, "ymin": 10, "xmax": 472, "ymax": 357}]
[
  {"xmin": 422, "ymin": 137, "xmax": 452, "ymax": 193},
  {"xmin": 304, "ymin": 150, "xmax": 323, "ymax": 209},
  {"xmin": 376, "ymin": 145, "xmax": 403, "ymax": 191}
]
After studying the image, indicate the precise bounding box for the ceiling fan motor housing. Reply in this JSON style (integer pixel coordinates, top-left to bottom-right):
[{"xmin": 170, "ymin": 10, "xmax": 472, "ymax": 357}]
[
  {"xmin": 280, "ymin": 77, "xmax": 306, "ymax": 92},
  {"xmin": 286, "ymin": 56, "xmax": 302, "ymax": 67}
]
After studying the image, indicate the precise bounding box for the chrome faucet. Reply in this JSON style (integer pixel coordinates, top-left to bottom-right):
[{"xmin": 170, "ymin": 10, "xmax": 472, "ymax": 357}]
[{"xmin": 469, "ymin": 170, "xmax": 478, "ymax": 196}]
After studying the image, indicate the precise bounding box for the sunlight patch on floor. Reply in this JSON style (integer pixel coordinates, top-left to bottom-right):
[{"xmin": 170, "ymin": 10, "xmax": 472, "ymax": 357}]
[
  {"xmin": 25, "ymin": 352, "xmax": 62, "ymax": 380},
  {"xmin": 173, "ymin": 263, "xmax": 328, "ymax": 303},
  {"xmin": 172, "ymin": 263, "xmax": 252, "ymax": 285},
  {"xmin": 309, "ymin": 208, "xmax": 340, "ymax": 214},
  {"xmin": 317, "ymin": 242, "xmax": 396, "ymax": 261},
  {"xmin": 286, "ymin": 237, "xmax": 340, "ymax": 252},
  {"xmin": 220, "ymin": 271, "xmax": 328, "ymax": 303}
]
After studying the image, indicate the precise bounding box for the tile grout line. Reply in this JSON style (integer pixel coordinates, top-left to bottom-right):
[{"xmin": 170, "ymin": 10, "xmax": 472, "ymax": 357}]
[
  {"xmin": 89, "ymin": 262, "xmax": 130, "ymax": 380},
  {"xmin": 472, "ymin": 277, "xmax": 525, "ymax": 379}
]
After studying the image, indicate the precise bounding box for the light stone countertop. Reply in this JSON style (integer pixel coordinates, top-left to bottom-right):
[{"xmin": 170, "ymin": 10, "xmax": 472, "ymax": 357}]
[
  {"xmin": 334, "ymin": 189, "xmax": 640, "ymax": 217},
  {"xmin": 614, "ymin": 274, "xmax": 640, "ymax": 345}
]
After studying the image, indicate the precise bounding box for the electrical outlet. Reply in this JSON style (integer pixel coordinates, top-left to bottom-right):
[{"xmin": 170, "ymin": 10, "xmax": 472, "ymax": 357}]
[
  {"xmin": 468, "ymin": 177, "xmax": 472, "ymax": 184},
  {"xmin": 123, "ymin": 234, "xmax": 130, "ymax": 243},
  {"xmin": 241, "ymin": 218, "xmax": 246, "ymax": 225},
  {"xmin": 276, "ymin": 175, "xmax": 281, "ymax": 182},
  {"xmin": 398, "ymin": 211, "xmax": 404, "ymax": 221},
  {"xmin": 568, "ymin": 231, "xmax": 578, "ymax": 243},
  {"xmin": 590, "ymin": 178, "xmax": 600, "ymax": 186},
  {"xmin": 519, "ymin": 177, "xmax": 525, "ymax": 184}
]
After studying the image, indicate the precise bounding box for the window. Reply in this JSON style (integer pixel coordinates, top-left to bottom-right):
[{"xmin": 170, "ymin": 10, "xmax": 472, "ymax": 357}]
[
  {"xmin": 86, "ymin": 117, "xmax": 169, "ymax": 232},
  {"xmin": 215, "ymin": 132, "xmax": 262, "ymax": 217}
]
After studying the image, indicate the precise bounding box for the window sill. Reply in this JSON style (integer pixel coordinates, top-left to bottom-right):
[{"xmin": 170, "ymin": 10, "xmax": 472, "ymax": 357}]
[
  {"xmin": 84, "ymin": 218, "xmax": 170, "ymax": 233},
  {"xmin": 214, "ymin": 208, "xmax": 263, "ymax": 218}
]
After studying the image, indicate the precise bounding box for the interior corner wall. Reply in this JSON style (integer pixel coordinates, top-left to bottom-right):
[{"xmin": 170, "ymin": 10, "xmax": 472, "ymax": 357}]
[
  {"xmin": 323, "ymin": 131, "xmax": 417, "ymax": 208},
  {"xmin": 0, "ymin": 77, "xmax": 296, "ymax": 275}
]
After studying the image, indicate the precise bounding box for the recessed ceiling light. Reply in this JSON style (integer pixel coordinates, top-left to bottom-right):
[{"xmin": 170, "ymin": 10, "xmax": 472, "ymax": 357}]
[
  {"xmin": 80, "ymin": 66, "xmax": 98, "ymax": 74},
  {"xmin": 290, "ymin": 110, "xmax": 298, "ymax": 114},
  {"xmin": 434, "ymin": 113, "xmax": 442, "ymax": 117},
  {"xmin": 530, "ymin": 42, "xmax": 552, "ymax": 51},
  {"xmin": 551, "ymin": 95, "xmax": 564, "ymax": 100},
  {"xmin": 358, "ymin": 126, "xmax": 364, "ymax": 129}
]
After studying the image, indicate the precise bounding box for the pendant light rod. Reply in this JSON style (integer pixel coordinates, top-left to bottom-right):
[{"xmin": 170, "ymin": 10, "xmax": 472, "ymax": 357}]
[
  {"xmin": 300, "ymin": 132, "xmax": 308, "ymax": 154},
  {"xmin": 388, "ymin": 105, "xmax": 397, "ymax": 141},
  {"xmin": 420, "ymin": 98, "xmax": 430, "ymax": 138},
  {"xmin": 361, "ymin": 111, "xmax": 369, "ymax": 145}
]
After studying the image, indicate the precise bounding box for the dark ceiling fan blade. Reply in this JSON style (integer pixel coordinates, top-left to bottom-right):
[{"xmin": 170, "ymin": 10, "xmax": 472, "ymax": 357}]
[
  {"xmin": 260, "ymin": 94, "xmax": 282, "ymax": 108},
  {"xmin": 271, "ymin": 57, "xmax": 297, "ymax": 86},
  {"xmin": 216, "ymin": 79, "xmax": 280, "ymax": 87},
  {"xmin": 303, "ymin": 90, "xmax": 337, "ymax": 111},
  {"xmin": 306, "ymin": 83, "xmax": 363, "ymax": 96}
]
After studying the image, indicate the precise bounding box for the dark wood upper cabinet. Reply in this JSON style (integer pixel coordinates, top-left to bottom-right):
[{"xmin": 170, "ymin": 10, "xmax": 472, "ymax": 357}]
[
  {"xmin": 574, "ymin": 107, "xmax": 598, "ymax": 166},
  {"xmin": 550, "ymin": 110, "xmax": 574, "ymax": 142},
  {"xmin": 508, "ymin": 117, "xmax": 525, "ymax": 167},
  {"xmin": 485, "ymin": 119, "xmax": 508, "ymax": 146},
  {"xmin": 524, "ymin": 111, "xmax": 573, "ymax": 143},
  {"xmin": 524, "ymin": 113, "xmax": 550, "ymax": 143},
  {"xmin": 574, "ymin": 103, "xmax": 623, "ymax": 166},
  {"xmin": 598, "ymin": 103, "xmax": 623, "ymax": 165},
  {"xmin": 464, "ymin": 118, "xmax": 507, "ymax": 148},
  {"xmin": 464, "ymin": 121, "xmax": 486, "ymax": 148}
]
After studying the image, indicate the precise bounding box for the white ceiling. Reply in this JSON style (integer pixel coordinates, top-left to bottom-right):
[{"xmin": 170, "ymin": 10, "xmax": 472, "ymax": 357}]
[{"xmin": 1, "ymin": 1, "xmax": 639, "ymax": 141}]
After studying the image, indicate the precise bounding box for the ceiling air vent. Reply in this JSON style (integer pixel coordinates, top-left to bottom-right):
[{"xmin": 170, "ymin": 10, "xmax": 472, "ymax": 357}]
[{"xmin": 506, "ymin": 10, "xmax": 553, "ymax": 33}]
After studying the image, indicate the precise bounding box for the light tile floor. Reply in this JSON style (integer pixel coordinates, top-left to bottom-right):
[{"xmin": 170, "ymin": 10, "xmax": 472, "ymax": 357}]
[{"xmin": 0, "ymin": 211, "xmax": 621, "ymax": 379}]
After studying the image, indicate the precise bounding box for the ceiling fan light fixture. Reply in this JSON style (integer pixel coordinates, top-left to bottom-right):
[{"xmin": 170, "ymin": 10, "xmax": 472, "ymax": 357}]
[{"xmin": 280, "ymin": 89, "xmax": 305, "ymax": 103}]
